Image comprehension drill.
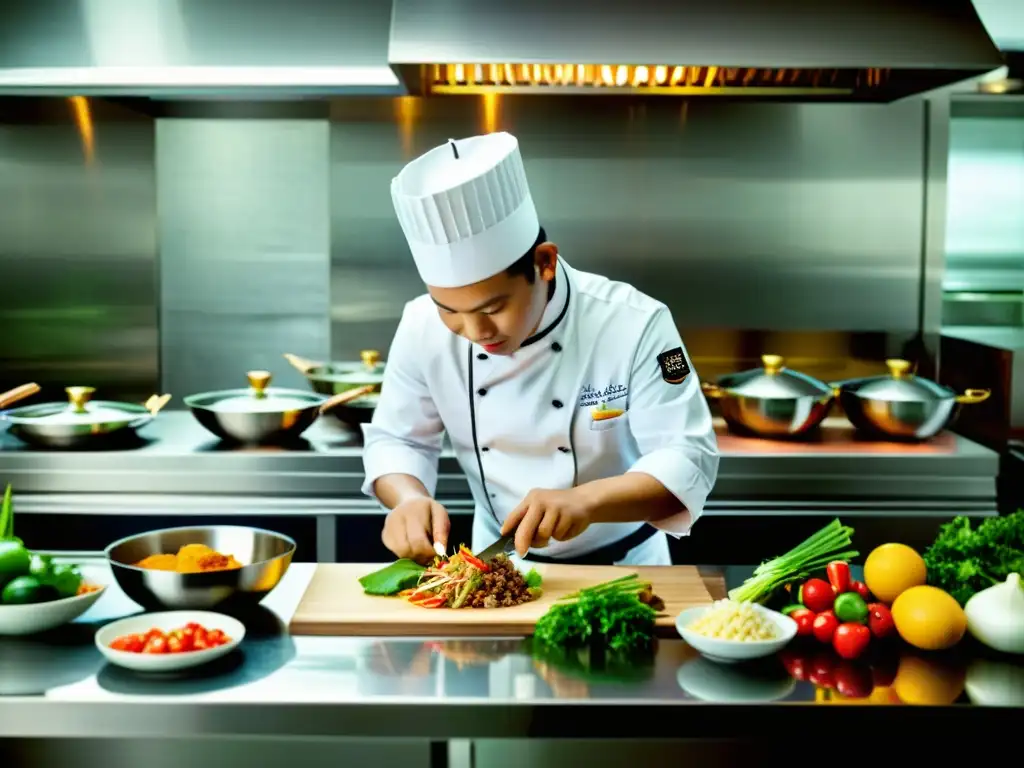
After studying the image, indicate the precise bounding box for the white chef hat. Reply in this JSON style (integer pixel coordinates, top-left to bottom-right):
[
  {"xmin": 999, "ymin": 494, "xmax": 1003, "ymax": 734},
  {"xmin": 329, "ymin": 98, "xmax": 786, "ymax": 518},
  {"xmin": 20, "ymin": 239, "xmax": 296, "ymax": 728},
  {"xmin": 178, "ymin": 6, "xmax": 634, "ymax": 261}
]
[{"xmin": 390, "ymin": 132, "xmax": 540, "ymax": 288}]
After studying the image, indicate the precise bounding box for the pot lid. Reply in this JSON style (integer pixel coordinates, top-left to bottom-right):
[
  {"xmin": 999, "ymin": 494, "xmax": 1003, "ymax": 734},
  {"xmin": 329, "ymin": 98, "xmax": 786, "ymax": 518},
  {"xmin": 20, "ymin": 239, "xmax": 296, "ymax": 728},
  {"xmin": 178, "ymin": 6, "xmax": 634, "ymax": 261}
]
[
  {"xmin": 310, "ymin": 349, "xmax": 386, "ymax": 385},
  {"xmin": 185, "ymin": 371, "xmax": 324, "ymax": 413},
  {"xmin": 716, "ymin": 354, "xmax": 832, "ymax": 399},
  {"xmin": 2, "ymin": 386, "xmax": 150, "ymax": 426},
  {"xmin": 841, "ymin": 359, "xmax": 954, "ymax": 402}
]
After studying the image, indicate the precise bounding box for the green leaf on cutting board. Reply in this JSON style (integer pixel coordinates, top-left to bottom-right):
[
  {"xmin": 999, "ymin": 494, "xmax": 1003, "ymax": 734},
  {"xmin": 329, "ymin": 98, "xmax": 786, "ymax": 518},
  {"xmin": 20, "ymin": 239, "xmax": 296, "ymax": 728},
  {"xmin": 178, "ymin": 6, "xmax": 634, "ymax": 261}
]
[
  {"xmin": 524, "ymin": 568, "xmax": 543, "ymax": 589},
  {"xmin": 358, "ymin": 559, "xmax": 427, "ymax": 595}
]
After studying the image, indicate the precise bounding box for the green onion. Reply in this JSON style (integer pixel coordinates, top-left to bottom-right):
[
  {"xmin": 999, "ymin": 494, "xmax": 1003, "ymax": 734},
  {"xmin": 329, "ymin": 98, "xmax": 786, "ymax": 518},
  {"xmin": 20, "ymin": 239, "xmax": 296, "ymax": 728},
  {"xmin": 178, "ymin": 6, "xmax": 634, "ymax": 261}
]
[{"xmin": 728, "ymin": 519, "xmax": 858, "ymax": 604}]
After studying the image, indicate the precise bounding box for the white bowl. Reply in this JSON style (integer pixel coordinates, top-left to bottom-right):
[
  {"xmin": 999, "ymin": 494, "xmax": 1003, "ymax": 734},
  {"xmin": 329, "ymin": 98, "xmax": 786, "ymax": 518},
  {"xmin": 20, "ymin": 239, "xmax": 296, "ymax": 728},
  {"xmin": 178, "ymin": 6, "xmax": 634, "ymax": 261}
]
[
  {"xmin": 95, "ymin": 611, "xmax": 245, "ymax": 673},
  {"xmin": 676, "ymin": 603, "xmax": 797, "ymax": 664},
  {"xmin": 0, "ymin": 585, "xmax": 107, "ymax": 636}
]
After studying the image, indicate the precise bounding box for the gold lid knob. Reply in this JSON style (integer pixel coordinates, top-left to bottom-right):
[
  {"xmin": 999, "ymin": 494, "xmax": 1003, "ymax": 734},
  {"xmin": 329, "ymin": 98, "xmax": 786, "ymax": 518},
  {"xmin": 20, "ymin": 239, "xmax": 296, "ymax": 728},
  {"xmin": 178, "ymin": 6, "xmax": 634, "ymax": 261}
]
[
  {"xmin": 65, "ymin": 386, "xmax": 96, "ymax": 413},
  {"xmin": 246, "ymin": 370, "xmax": 272, "ymax": 397},
  {"xmin": 361, "ymin": 349, "xmax": 381, "ymax": 369},
  {"xmin": 761, "ymin": 354, "xmax": 785, "ymax": 375},
  {"xmin": 885, "ymin": 359, "xmax": 913, "ymax": 379}
]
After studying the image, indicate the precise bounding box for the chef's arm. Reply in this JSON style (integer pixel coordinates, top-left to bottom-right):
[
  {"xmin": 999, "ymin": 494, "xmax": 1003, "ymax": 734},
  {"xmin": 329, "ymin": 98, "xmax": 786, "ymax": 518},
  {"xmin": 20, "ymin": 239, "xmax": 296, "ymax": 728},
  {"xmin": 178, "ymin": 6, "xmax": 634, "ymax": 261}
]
[
  {"xmin": 361, "ymin": 301, "xmax": 446, "ymax": 505},
  {"xmin": 597, "ymin": 306, "xmax": 719, "ymax": 536},
  {"xmin": 373, "ymin": 473, "xmax": 434, "ymax": 510},
  {"xmin": 575, "ymin": 472, "xmax": 687, "ymax": 526}
]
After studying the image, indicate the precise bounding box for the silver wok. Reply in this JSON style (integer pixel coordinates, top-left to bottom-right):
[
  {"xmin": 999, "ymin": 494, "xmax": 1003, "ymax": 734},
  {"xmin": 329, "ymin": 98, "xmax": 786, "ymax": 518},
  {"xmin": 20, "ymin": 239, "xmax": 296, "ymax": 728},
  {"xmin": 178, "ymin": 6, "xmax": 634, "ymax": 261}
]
[
  {"xmin": 702, "ymin": 354, "xmax": 834, "ymax": 437},
  {"xmin": 835, "ymin": 358, "xmax": 991, "ymax": 440}
]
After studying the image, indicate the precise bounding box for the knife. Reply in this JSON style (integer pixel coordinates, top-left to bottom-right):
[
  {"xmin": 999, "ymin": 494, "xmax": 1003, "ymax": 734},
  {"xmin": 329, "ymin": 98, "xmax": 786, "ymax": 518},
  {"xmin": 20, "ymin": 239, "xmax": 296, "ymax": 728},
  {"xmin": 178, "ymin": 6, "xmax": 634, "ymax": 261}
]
[{"xmin": 475, "ymin": 533, "xmax": 516, "ymax": 562}]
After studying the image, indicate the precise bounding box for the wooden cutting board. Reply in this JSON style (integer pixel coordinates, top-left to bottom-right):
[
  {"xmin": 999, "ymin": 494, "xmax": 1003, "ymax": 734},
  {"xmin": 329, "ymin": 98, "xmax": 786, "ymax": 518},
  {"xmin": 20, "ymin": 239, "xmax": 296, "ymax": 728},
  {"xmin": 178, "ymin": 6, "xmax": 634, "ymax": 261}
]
[{"xmin": 288, "ymin": 563, "xmax": 714, "ymax": 637}]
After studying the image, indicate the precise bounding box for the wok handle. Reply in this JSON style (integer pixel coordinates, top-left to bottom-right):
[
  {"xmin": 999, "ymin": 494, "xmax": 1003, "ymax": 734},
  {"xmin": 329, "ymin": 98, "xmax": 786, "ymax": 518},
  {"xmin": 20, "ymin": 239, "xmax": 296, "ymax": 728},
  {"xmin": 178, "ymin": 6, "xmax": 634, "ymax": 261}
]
[
  {"xmin": 319, "ymin": 385, "xmax": 375, "ymax": 415},
  {"xmin": 283, "ymin": 352, "xmax": 322, "ymax": 374},
  {"xmin": 956, "ymin": 388, "xmax": 991, "ymax": 405},
  {"xmin": 0, "ymin": 382, "xmax": 40, "ymax": 410},
  {"xmin": 701, "ymin": 381, "xmax": 724, "ymax": 399}
]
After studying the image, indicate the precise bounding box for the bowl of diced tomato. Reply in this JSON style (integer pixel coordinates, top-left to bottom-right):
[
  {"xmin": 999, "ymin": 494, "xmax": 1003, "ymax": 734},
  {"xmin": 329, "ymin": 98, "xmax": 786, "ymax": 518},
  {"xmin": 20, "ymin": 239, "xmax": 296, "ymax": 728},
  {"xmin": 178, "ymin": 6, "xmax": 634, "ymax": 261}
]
[{"xmin": 95, "ymin": 611, "xmax": 245, "ymax": 672}]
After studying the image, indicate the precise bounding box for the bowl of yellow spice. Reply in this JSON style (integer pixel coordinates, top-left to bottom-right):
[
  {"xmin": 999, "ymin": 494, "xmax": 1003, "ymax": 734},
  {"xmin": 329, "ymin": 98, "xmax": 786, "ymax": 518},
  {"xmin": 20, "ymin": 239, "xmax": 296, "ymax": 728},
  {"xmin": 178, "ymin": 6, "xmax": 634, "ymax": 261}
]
[
  {"xmin": 105, "ymin": 525, "xmax": 295, "ymax": 612},
  {"xmin": 677, "ymin": 599, "xmax": 797, "ymax": 664}
]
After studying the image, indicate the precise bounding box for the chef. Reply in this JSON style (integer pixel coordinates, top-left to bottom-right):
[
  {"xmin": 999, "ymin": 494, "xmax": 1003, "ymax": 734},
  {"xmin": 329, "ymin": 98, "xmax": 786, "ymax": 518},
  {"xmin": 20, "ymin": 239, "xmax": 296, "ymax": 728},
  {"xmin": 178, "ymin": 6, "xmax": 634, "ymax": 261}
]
[{"xmin": 361, "ymin": 132, "xmax": 719, "ymax": 566}]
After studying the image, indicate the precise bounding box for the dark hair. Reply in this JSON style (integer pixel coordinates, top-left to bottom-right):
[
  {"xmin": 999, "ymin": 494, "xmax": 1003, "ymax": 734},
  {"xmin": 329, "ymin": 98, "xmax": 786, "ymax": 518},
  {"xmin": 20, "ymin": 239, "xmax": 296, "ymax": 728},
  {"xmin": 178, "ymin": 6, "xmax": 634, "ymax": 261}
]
[{"xmin": 504, "ymin": 226, "xmax": 548, "ymax": 284}]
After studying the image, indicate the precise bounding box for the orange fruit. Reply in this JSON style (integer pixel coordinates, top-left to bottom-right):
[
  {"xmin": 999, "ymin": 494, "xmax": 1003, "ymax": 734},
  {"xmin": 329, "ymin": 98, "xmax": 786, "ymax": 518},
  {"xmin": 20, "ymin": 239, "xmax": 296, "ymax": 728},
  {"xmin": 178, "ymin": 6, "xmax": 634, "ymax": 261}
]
[
  {"xmin": 863, "ymin": 543, "xmax": 927, "ymax": 603},
  {"xmin": 891, "ymin": 585, "xmax": 967, "ymax": 651}
]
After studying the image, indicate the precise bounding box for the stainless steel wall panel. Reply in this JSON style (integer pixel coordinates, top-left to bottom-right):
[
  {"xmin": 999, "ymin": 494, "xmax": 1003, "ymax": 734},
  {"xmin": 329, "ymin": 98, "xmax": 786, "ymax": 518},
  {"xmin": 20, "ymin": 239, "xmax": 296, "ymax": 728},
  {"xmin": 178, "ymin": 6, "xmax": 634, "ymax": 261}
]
[
  {"xmin": 328, "ymin": 96, "xmax": 927, "ymax": 363},
  {"xmin": 0, "ymin": 96, "xmax": 157, "ymax": 401},
  {"xmin": 156, "ymin": 117, "xmax": 331, "ymax": 396},
  {"xmin": 943, "ymin": 98, "xmax": 1024, "ymax": 293}
]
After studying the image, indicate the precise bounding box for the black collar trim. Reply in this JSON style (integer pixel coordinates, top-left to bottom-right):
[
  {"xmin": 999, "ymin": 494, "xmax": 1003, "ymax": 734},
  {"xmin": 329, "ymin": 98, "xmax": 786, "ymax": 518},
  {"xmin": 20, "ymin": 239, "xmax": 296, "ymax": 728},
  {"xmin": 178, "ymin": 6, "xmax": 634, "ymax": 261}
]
[{"xmin": 521, "ymin": 270, "xmax": 571, "ymax": 349}]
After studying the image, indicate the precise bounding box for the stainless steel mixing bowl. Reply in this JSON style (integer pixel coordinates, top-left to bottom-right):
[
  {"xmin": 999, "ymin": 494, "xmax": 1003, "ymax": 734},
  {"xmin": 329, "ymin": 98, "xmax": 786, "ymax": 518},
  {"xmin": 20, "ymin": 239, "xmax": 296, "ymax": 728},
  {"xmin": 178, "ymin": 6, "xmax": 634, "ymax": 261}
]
[{"xmin": 104, "ymin": 525, "xmax": 296, "ymax": 611}]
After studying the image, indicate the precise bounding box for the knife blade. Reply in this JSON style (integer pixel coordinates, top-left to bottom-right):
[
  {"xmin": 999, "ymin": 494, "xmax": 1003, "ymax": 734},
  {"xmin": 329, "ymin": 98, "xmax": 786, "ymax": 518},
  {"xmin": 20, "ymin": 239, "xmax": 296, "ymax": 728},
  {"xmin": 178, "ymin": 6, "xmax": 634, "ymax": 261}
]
[{"xmin": 475, "ymin": 533, "xmax": 515, "ymax": 562}]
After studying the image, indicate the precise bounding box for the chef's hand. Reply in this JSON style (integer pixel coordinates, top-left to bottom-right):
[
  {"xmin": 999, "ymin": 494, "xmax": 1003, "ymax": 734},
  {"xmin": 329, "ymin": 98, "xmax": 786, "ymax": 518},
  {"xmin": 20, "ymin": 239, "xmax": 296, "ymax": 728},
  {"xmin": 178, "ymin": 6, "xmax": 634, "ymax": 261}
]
[
  {"xmin": 501, "ymin": 488, "xmax": 592, "ymax": 557},
  {"xmin": 382, "ymin": 497, "xmax": 450, "ymax": 563}
]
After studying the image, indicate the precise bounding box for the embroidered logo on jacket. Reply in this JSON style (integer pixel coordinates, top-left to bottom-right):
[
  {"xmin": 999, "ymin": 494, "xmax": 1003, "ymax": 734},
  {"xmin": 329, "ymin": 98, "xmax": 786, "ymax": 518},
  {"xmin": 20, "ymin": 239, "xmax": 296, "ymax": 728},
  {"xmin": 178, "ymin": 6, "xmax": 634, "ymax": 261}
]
[
  {"xmin": 657, "ymin": 347, "xmax": 690, "ymax": 385},
  {"xmin": 578, "ymin": 383, "xmax": 628, "ymax": 409}
]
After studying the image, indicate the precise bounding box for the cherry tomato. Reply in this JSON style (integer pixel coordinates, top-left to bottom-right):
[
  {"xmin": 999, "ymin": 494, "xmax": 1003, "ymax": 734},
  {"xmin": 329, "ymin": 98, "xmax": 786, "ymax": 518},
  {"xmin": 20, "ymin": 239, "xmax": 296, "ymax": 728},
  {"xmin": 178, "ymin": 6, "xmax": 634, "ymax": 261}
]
[
  {"xmin": 833, "ymin": 622, "xmax": 871, "ymax": 660},
  {"xmin": 143, "ymin": 634, "xmax": 168, "ymax": 654},
  {"xmin": 167, "ymin": 634, "xmax": 186, "ymax": 653},
  {"xmin": 867, "ymin": 602, "xmax": 896, "ymax": 639},
  {"xmin": 205, "ymin": 629, "xmax": 227, "ymax": 646},
  {"xmin": 801, "ymin": 578, "xmax": 835, "ymax": 612},
  {"xmin": 834, "ymin": 661, "xmax": 874, "ymax": 699},
  {"xmin": 110, "ymin": 634, "xmax": 145, "ymax": 653},
  {"xmin": 812, "ymin": 610, "xmax": 840, "ymax": 643},
  {"xmin": 851, "ymin": 580, "xmax": 871, "ymax": 601},
  {"xmin": 790, "ymin": 608, "xmax": 816, "ymax": 637}
]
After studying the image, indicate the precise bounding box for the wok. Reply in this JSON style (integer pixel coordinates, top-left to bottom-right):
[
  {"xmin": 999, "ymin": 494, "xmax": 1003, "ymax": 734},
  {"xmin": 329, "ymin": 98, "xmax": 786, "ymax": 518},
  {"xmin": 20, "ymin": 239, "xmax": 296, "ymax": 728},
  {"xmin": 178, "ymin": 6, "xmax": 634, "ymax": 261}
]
[
  {"xmin": 284, "ymin": 349, "xmax": 384, "ymax": 427},
  {"xmin": 835, "ymin": 359, "xmax": 990, "ymax": 440}
]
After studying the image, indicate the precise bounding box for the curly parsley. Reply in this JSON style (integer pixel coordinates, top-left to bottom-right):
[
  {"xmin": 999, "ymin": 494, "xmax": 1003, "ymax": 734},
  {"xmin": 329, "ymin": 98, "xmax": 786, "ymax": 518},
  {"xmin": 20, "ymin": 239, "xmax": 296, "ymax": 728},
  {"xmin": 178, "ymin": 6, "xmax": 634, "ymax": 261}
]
[
  {"xmin": 923, "ymin": 510, "xmax": 1024, "ymax": 606},
  {"xmin": 532, "ymin": 574, "xmax": 659, "ymax": 653}
]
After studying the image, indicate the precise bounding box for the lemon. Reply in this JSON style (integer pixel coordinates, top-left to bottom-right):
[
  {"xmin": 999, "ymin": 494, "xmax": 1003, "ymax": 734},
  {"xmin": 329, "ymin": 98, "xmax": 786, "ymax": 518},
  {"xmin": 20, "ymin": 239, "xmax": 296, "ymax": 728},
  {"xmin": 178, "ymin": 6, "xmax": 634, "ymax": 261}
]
[
  {"xmin": 891, "ymin": 585, "xmax": 967, "ymax": 651},
  {"xmin": 863, "ymin": 542, "xmax": 927, "ymax": 603}
]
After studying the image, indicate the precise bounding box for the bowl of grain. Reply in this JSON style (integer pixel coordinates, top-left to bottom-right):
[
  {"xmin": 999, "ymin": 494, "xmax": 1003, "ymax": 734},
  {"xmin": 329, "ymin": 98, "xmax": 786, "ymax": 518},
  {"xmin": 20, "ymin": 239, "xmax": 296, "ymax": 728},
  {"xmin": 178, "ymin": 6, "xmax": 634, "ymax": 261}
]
[{"xmin": 676, "ymin": 599, "xmax": 797, "ymax": 664}]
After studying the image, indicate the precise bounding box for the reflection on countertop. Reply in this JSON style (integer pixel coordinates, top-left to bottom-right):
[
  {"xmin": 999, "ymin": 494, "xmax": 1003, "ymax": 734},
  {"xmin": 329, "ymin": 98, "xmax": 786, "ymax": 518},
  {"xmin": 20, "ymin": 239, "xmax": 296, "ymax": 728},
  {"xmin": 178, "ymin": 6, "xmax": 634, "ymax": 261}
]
[{"xmin": 0, "ymin": 561, "xmax": 1021, "ymax": 742}]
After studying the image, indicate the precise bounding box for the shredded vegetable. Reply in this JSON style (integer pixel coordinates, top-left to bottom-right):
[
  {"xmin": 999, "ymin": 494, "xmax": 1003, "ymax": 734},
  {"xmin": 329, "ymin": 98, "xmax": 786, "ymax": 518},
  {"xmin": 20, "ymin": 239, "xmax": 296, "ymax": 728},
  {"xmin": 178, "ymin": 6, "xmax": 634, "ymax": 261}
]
[{"xmin": 398, "ymin": 545, "xmax": 542, "ymax": 609}]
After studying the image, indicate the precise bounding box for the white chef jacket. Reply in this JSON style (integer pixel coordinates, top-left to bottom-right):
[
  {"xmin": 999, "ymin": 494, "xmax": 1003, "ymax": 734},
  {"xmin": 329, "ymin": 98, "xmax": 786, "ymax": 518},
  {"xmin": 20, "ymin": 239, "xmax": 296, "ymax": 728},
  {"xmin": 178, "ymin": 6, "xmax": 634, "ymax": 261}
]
[{"xmin": 361, "ymin": 258, "xmax": 719, "ymax": 565}]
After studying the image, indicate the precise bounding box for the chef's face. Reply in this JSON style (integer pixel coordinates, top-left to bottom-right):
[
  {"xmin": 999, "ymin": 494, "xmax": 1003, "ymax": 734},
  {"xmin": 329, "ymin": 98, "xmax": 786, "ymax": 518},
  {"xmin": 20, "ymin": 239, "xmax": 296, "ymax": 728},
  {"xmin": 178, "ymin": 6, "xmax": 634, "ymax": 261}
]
[{"xmin": 428, "ymin": 243, "xmax": 558, "ymax": 355}]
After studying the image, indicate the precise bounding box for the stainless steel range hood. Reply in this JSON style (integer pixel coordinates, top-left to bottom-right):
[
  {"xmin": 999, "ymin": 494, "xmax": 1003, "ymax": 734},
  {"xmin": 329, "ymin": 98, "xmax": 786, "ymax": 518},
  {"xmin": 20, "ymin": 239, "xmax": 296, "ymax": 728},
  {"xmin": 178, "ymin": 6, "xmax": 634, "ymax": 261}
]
[
  {"xmin": 0, "ymin": 0, "xmax": 404, "ymax": 96},
  {"xmin": 389, "ymin": 0, "xmax": 1006, "ymax": 102}
]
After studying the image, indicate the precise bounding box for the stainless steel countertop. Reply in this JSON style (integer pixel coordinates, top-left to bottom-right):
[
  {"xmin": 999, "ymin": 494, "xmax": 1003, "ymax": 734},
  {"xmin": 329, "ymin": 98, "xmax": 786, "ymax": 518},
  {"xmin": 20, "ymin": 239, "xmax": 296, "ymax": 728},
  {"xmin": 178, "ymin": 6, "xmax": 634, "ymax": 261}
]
[
  {"xmin": 1, "ymin": 559, "xmax": 1019, "ymax": 740},
  {"xmin": 0, "ymin": 412, "xmax": 1000, "ymax": 506}
]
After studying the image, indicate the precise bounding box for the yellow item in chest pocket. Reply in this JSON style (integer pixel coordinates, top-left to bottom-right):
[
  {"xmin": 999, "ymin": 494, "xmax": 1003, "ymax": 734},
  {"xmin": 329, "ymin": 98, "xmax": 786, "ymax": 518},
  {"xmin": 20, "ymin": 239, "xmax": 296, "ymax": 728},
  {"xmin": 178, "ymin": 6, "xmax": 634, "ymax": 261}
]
[{"xmin": 591, "ymin": 402, "xmax": 625, "ymax": 422}]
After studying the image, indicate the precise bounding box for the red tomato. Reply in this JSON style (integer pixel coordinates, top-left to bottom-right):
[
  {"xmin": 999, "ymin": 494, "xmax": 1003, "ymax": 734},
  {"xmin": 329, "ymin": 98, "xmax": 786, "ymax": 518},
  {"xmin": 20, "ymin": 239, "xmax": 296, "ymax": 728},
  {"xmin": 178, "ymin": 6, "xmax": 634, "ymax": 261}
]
[
  {"xmin": 167, "ymin": 634, "xmax": 186, "ymax": 654},
  {"xmin": 110, "ymin": 634, "xmax": 145, "ymax": 653},
  {"xmin": 801, "ymin": 578, "xmax": 835, "ymax": 612},
  {"xmin": 790, "ymin": 608, "xmax": 816, "ymax": 637},
  {"xmin": 143, "ymin": 635, "xmax": 168, "ymax": 654},
  {"xmin": 833, "ymin": 661, "xmax": 874, "ymax": 699},
  {"xmin": 812, "ymin": 611, "xmax": 840, "ymax": 643},
  {"xmin": 851, "ymin": 580, "xmax": 871, "ymax": 601},
  {"xmin": 833, "ymin": 622, "xmax": 871, "ymax": 660},
  {"xmin": 206, "ymin": 629, "xmax": 227, "ymax": 646},
  {"xmin": 867, "ymin": 602, "xmax": 896, "ymax": 639}
]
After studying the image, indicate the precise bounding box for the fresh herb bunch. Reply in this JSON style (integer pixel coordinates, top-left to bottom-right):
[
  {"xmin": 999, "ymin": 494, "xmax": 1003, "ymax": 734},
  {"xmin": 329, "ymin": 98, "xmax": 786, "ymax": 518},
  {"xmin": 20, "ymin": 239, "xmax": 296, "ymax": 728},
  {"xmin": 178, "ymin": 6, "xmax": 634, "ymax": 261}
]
[
  {"xmin": 923, "ymin": 510, "xmax": 1024, "ymax": 606},
  {"xmin": 533, "ymin": 574, "xmax": 658, "ymax": 653},
  {"xmin": 728, "ymin": 519, "xmax": 858, "ymax": 604}
]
